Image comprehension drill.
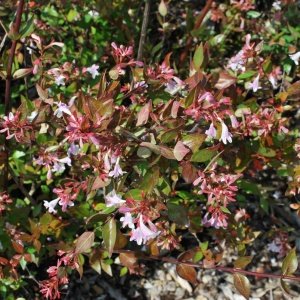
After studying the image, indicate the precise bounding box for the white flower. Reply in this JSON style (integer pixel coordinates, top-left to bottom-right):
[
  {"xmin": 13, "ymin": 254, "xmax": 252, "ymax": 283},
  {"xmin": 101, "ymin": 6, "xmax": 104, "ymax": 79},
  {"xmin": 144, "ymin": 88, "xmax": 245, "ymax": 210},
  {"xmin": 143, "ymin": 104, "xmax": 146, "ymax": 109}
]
[
  {"xmin": 55, "ymin": 75, "xmax": 65, "ymax": 86},
  {"xmin": 86, "ymin": 64, "xmax": 100, "ymax": 79},
  {"xmin": 105, "ymin": 190, "xmax": 126, "ymax": 207},
  {"xmin": 247, "ymin": 74, "xmax": 261, "ymax": 92},
  {"xmin": 108, "ymin": 157, "xmax": 124, "ymax": 178},
  {"xmin": 120, "ymin": 212, "xmax": 135, "ymax": 229},
  {"xmin": 219, "ymin": 121, "xmax": 233, "ymax": 144},
  {"xmin": 53, "ymin": 101, "xmax": 72, "ymax": 118},
  {"xmin": 205, "ymin": 122, "xmax": 217, "ymax": 138},
  {"xmin": 44, "ymin": 198, "xmax": 59, "ymax": 214},
  {"xmin": 289, "ymin": 51, "xmax": 300, "ymax": 65},
  {"xmin": 67, "ymin": 143, "xmax": 80, "ymax": 156},
  {"xmin": 27, "ymin": 111, "xmax": 38, "ymax": 122}
]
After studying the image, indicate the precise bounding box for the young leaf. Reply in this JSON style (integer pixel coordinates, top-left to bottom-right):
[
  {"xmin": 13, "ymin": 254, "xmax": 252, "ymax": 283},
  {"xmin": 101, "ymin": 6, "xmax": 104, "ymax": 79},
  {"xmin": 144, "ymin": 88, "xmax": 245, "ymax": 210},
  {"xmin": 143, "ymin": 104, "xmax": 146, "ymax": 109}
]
[
  {"xmin": 158, "ymin": 0, "xmax": 168, "ymax": 17},
  {"xmin": 282, "ymin": 248, "xmax": 298, "ymax": 275},
  {"xmin": 233, "ymin": 273, "xmax": 250, "ymax": 299},
  {"xmin": 102, "ymin": 218, "xmax": 117, "ymax": 256},
  {"xmin": 75, "ymin": 231, "xmax": 95, "ymax": 254},
  {"xmin": 193, "ymin": 44, "xmax": 204, "ymax": 70}
]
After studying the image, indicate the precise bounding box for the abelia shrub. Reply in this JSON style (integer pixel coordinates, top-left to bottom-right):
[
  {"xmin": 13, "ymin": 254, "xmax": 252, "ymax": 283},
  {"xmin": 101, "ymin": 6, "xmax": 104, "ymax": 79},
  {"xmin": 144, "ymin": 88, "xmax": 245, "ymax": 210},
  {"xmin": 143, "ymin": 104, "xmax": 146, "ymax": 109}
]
[{"xmin": 0, "ymin": 0, "xmax": 300, "ymax": 299}]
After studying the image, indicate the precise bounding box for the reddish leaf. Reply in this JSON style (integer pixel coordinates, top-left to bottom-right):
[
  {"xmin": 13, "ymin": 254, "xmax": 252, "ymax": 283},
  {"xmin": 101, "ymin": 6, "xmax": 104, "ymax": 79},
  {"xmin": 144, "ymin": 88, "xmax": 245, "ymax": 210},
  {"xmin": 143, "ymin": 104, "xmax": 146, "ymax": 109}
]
[
  {"xmin": 181, "ymin": 161, "xmax": 198, "ymax": 184},
  {"xmin": 215, "ymin": 71, "xmax": 236, "ymax": 90},
  {"xmin": 176, "ymin": 264, "xmax": 197, "ymax": 284},
  {"xmin": 136, "ymin": 101, "xmax": 151, "ymax": 126},
  {"xmin": 12, "ymin": 241, "xmax": 24, "ymax": 254},
  {"xmin": 75, "ymin": 231, "xmax": 95, "ymax": 254},
  {"xmin": 174, "ymin": 141, "xmax": 190, "ymax": 161},
  {"xmin": 140, "ymin": 142, "xmax": 176, "ymax": 159},
  {"xmin": 233, "ymin": 273, "xmax": 250, "ymax": 299}
]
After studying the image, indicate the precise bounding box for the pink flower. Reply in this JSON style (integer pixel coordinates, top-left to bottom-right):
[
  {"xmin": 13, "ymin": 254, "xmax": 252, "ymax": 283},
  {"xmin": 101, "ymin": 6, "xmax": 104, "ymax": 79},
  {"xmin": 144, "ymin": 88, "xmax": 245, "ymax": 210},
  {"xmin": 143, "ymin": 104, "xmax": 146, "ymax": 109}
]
[
  {"xmin": 230, "ymin": 115, "xmax": 239, "ymax": 128},
  {"xmin": 205, "ymin": 122, "xmax": 217, "ymax": 138},
  {"xmin": 130, "ymin": 215, "xmax": 159, "ymax": 245},
  {"xmin": 120, "ymin": 212, "xmax": 135, "ymax": 229},
  {"xmin": 202, "ymin": 209, "xmax": 228, "ymax": 229},
  {"xmin": 219, "ymin": 121, "xmax": 232, "ymax": 144},
  {"xmin": 105, "ymin": 190, "xmax": 126, "ymax": 207}
]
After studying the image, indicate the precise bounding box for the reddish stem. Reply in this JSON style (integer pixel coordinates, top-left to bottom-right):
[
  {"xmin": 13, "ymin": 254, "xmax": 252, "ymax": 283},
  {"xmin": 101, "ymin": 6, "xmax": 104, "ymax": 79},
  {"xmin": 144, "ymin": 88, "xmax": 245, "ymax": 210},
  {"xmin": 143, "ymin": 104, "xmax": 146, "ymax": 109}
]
[
  {"xmin": 2, "ymin": 0, "xmax": 25, "ymax": 191},
  {"xmin": 179, "ymin": 0, "xmax": 213, "ymax": 65},
  {"xmin": 113, "ymin": 249, "xmax": 300, "ymax": 282}
]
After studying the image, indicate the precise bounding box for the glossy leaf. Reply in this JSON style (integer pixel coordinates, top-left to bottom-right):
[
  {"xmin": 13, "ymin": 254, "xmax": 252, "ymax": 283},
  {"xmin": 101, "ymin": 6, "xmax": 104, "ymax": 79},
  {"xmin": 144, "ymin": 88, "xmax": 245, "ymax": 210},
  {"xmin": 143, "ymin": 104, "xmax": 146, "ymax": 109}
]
[
  {"xmin": 75, "ymin": 231, "xmax": 95, "ymax": 254},
  {"xmin": 233, "ymin": 273, "xmax": 250, "ymax": 299},
  {"xmin": 102, "ymin": 218, "xmax": 117, "ymax": 257},
  {"xmin": 282, "ymin": 248, "xmax": 298, "ymax": 275}
]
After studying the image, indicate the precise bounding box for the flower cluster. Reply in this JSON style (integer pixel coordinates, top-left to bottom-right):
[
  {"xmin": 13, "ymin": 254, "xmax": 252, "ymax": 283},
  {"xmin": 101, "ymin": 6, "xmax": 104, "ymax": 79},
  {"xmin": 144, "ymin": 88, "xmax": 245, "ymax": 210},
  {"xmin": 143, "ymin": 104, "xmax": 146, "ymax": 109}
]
[{"xmin": 194, "ymin": 170, "xmax": 241, "ymax": 228}]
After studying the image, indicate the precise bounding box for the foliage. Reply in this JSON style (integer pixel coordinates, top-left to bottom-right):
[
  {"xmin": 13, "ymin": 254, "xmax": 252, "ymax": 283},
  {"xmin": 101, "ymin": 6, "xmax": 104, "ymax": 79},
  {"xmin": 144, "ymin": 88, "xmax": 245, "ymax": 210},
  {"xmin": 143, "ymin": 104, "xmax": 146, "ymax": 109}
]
[{"xmin": 0, "ymin": 0, "xmax": 300, "ymax": 299}]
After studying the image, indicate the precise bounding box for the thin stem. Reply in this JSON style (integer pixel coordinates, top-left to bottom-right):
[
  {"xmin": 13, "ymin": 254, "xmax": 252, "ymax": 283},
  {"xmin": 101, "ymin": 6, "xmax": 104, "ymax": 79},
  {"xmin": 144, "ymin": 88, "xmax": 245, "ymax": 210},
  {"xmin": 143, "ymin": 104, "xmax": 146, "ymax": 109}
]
[
  {"xmin": 2, "ymin": 0, "xmax": 25, "ymax": 192},
  {"xmin": 179, "ymin": 0, "xmax": 213, "ymax": 64},
  {"xmin": 113, "ymin": 249, "xmax": 300, "ymax": 282},
  {"xmin": 137, "ymin": 0, "xmax": 151, "ymax": 61}
]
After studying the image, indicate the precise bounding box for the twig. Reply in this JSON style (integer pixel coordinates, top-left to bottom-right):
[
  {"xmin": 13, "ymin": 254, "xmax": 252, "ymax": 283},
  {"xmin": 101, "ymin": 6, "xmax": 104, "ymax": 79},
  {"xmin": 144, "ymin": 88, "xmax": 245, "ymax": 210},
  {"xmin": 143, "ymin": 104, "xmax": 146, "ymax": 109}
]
[
  {"xmin": 113, "ymin": 249, "xmax": 300, "ymax": 282},
  {"xmin": 5, "ymin": 0, "xmax": 25, "ymax": 114},
  {"xmin": 137, "ymin": 0, "xmax": 151, "ymax": 61},
  {"xmin": 2, "ymin": 0, "xmax": 25, "ymax": 191},
  {"xmin": 8, "ymin": 165, "xmax": 37, "ymax": 205},
  {"xmin": 179, "ymin": 0, "xmax": 213, "ymax": 65}
]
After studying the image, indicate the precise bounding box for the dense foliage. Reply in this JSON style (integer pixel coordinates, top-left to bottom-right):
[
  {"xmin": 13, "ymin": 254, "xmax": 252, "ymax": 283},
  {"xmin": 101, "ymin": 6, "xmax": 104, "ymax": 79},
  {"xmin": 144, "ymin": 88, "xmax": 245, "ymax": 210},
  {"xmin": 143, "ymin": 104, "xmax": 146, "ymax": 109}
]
[{"xmin": 0, "ymin": 0, "xmax": 300, "ymax": 299}]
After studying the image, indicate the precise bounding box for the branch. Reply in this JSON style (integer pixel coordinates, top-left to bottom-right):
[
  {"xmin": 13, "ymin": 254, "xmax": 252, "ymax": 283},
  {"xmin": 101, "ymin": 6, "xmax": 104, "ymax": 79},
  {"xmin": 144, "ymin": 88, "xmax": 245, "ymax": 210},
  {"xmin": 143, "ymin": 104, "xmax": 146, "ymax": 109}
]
[
  {"xmin": 113, "ymin": 249, "xmax": 300, "ymax": 282},
  {"xmin": 179, "ymin": 0, "xmax": 213, "ymax": 64},
  {"xmin": 137, "ymin": 0, "xmax": 151, "ymax": 61},
  {"xmin": 1, "ymin": 0, "xmax": 25, "ymax": 191},
  {"xmin": 8, "ymin": 165, "xmax": 37, "ymax": 205}
]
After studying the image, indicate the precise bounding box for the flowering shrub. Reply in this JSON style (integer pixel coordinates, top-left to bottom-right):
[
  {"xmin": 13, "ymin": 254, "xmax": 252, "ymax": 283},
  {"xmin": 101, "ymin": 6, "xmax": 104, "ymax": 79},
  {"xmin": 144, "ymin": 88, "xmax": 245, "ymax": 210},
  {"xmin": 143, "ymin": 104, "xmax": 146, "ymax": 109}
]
[{"xmin": 0, "ymin": 0, "xmax": 300, "ymax": 299}]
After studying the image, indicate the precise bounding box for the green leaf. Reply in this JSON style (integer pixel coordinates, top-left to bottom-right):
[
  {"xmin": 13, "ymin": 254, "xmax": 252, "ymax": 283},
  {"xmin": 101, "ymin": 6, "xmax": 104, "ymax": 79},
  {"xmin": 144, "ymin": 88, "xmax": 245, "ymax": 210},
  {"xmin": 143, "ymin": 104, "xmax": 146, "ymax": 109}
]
[
  {"xmin": 193, "ymin": 44, "xmax": 204, "ymax": 70},
  {"xmin": 247, "ymin": 11, "xmax": 261, "ymax": 18},
  {"xmin": 182, "ymin": 133, "xmax": 206, "ymax": 153},
  {"xmin": 233, "ymin": 273, "xmax": 250, "ymax": 299},
  {"xmin": 125, "ymin": 189, "xmax": 143, "ymax": 200},
  {"xmin": 258, "ymin": 146, "xmax": 276, "ymax": 157},
  {"xmin": 237, "ymin": 71, "xmax": 256, "ymax": 80},
  {"xmin": 103, "ymin": 218, "xmax": 117, "ymax": 257},
  {"xmin": 140, "ymin": 166, "xmax": 160, "ymax": 194},
  {"xmin": 75, "ymin": 231, "xmax": 95, "ymax": 254},
  {"xmin": 67, "ymin": 9, "xmax": 78, "ymax": 22},
  {"xmin": 191, "ymin": 149, "xmax": 216, "ymax": 162},
  {"xmin": 234, "ymin": 256, "xmax": 253, "ymax": 269},
  {"xmin": 167, "ymin": 202, "xmax": 189, "ymax": 226},
  {"xmin": 20, "ymin": 15, "xmax": 35, "ymax": 38},
  {"xmin": 282, "ymin": 248, "xmax": 298, "ymax": 275}
]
